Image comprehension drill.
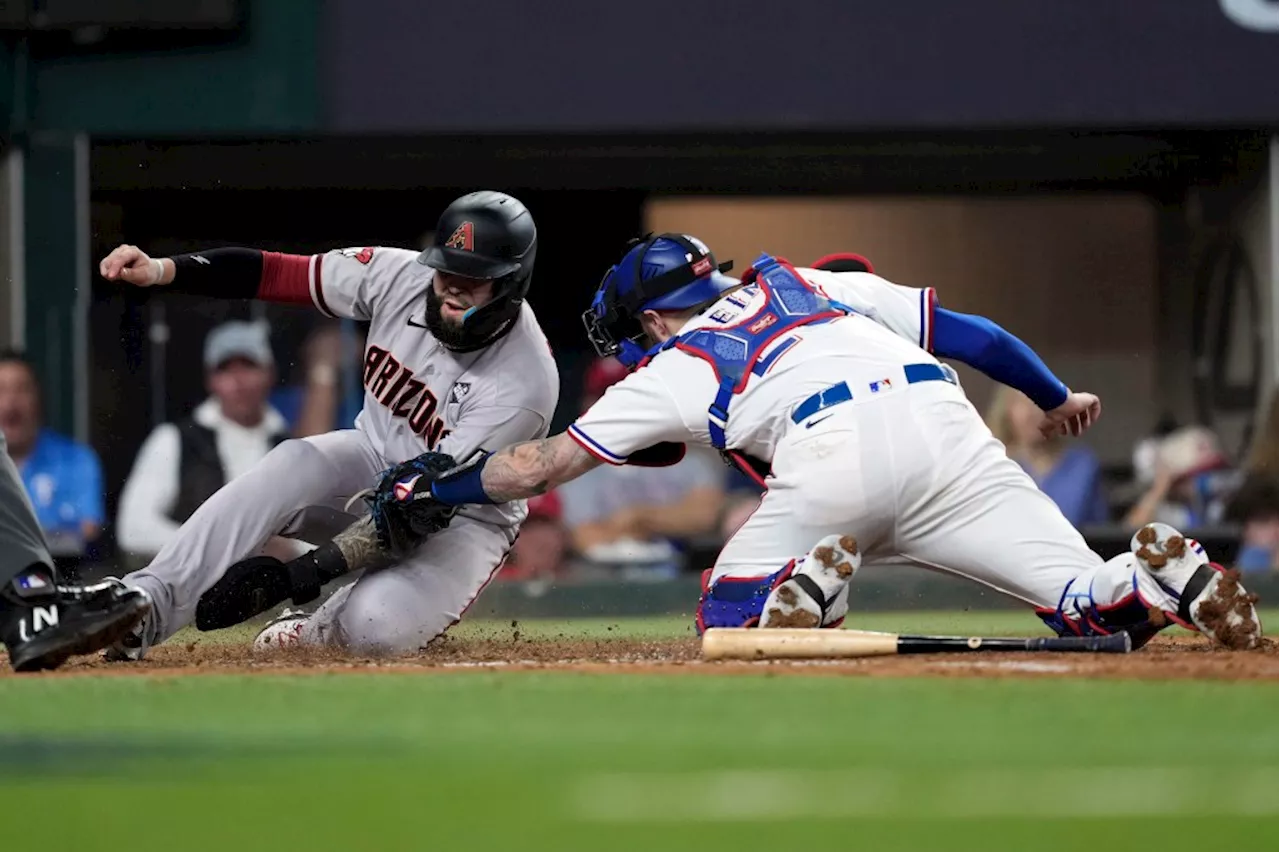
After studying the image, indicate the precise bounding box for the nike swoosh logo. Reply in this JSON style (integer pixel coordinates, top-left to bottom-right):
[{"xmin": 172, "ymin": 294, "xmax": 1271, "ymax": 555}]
[
  {"xmin": 406, "ymin": 317, "xmax": 429, "ymax": 329},
  {"xmin": 805, "ymin": 414, "xmax": 834, "ymax": 429}
]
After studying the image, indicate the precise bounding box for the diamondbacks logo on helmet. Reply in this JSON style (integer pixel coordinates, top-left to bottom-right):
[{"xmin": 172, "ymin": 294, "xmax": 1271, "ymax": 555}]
[{"xmin": 445, "ymin": 222, "xmax": 475, "ymax": 251}]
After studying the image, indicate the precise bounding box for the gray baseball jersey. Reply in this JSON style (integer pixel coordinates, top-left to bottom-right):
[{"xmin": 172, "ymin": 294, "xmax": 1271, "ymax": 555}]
[{"xmin": 309, "ymin": 246, "xmax": 560, "ymax": 528}]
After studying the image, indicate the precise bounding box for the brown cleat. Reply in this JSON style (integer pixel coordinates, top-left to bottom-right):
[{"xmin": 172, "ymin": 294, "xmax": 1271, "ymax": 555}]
[
  {"xmin": 1193, "ymin": 569, "xmax": 1262, "ymax": 651},
  {"xmin": 763, "ymin": 606, "xmax": 821, "ymax": 629},
  {"xmin": 758, "ymin": 534, "xmax": 861, "ymax": 629},
  {"xmin": 1131, "ymin": 523, "xmax": 1262, "ymax": 650},
  {"xmin": 813, "ymin": 536, "xmax": 860, "ymax": 578},
  {"xmin": 1133, "ymin": 524, "xmax": 1174, "ymax": 570}
]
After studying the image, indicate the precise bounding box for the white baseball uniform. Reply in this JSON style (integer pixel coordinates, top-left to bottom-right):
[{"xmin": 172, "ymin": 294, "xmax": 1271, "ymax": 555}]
[
  {"xmin": 125, "ymin": 247, "xmax": 559, "ymax": 654},
  {"xmin": 568, "ymin": 268, "xmax": 1160, "ymax": 622}
]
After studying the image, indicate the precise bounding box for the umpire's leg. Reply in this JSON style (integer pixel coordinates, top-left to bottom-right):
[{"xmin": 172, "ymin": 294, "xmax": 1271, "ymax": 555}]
[
  {"xmin": 126, "ymin": 430, "xmax": 383, "ymax": 647},
  {"xmin": 0, "ymin": 432, "xmax": 54, "ymax": 587}
]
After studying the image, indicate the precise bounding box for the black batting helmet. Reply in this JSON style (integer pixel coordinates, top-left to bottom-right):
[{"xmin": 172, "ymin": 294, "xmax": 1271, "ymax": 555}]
[{"xmin": 417, "ymin": 191, "xmax": 537, "ymax": 350}]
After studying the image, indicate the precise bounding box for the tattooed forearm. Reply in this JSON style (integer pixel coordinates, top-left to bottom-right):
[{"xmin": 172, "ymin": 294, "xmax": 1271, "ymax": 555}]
[
  {"xmin": 333, "ymin": 515, "xmax": 395, "ymax": 573},
  {"xmin": 480, "ymin": 433, "xmax": 600, "ymax": 503}
]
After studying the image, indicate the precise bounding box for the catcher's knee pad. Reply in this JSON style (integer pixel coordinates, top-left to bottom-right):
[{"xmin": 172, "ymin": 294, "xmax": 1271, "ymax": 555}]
[{"xmin": 695, "ymin": 563, "xmax": 847, "ymax": 635}]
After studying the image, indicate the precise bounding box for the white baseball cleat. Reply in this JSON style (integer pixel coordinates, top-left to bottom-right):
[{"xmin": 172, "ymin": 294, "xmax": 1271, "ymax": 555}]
[
  {"xmin": 760, "ymin": 534, "xmax": 860, "ymax": 629},
  {"xmin": 1131, "ymin": 523, "xmax": 1262, "ymax": 650},
  {"xmin": 252, "ymin": 608, "xmax": 309, "ymax": 652}
]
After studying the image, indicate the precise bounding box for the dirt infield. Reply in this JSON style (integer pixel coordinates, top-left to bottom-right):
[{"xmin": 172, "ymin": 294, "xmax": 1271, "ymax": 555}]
[{"xmin": 5, "ymin": 633, "xmax": 1276, "ymax": 681}]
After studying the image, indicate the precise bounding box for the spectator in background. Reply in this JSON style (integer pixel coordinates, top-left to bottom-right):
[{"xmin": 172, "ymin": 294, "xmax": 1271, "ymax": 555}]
[
  {"xmin": 1225, "ymin": 391, "xmax": 1278, "ymax": 573},
  {"xmin": 1226, "ymin": 477, "xmax": 1278, "ymax": 573},
  {"xmin": 270, "ymin": 322, "xmax": 366, "ymax": 437},
  {"xmin": 1124, "ymin": 425, "xmax": 1235, "ymax": 529},
  {"xmin": 502, "ymin": 492, "xmax": 569, "ymax": 580},
  {"xmin": 986, "ymin": 386, "xmax": 1108, "ymax": 526},
  {"xmin": 1130, "ymin": 413, "xmax": 1180, "ymax": 487},
  {"xmin": 1244, "ymin": 390, "xmax": 1279, "ymax": 485},
  {"xmin": 559, "ymin": 357, "xmax": 727, "ymax": 576},
  {"xmin": 0, "ymin": 350, "xmax": 105, "ymax": 562},
  {"xmin": 117, "ymin": 321, "xmax": 290, "ymax": 564}
]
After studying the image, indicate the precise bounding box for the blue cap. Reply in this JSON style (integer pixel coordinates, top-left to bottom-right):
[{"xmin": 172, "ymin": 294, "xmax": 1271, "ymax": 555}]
[
  {"xmin": 204, "ymin": 321, "xmax": 273, "ymax": 371},
  {"xmin": 605, "ymin": 234, "xmax": 738, "ymax": 313}
]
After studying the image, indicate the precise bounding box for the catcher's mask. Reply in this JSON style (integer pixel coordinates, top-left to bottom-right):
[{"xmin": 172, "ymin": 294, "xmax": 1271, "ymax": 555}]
[{"xmin": 582, "ymin": 233, "xmax": 736, "ymax": 369}]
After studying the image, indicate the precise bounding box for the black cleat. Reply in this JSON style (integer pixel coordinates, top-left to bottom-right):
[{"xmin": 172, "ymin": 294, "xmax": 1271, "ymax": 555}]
[{"xmin": 2, "ymin": 569, "xmax": 152, "ymax": 672}]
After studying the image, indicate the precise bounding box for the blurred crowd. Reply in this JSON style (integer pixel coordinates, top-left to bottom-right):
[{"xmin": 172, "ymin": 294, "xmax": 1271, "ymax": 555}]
[{"xmin": 3, "ymin": 325, "xmax": 1276, "ymax": 582}]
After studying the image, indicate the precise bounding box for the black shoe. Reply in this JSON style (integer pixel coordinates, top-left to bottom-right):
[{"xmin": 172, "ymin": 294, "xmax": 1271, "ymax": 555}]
[{"xmin": 1, "ymin": 567, "xmax": 152, "ymax": 672}]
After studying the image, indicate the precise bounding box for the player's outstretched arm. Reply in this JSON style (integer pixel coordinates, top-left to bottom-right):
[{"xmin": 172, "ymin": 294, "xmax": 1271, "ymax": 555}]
[
  {"xmin": 305, "ymin": 436, "xmax": 597, "ymax": 575},
  {"xmin": 483, "ymin": 434, "xmax": 600, "ymax": 502},
  {"xmin": 99, "ymin": 244, "xmax": 175, "ymax": 286},
  {"xmin": 427, "ymin": 433, "xmax": 600, "ymax": 508},
  {"xmin": 1038, "ymin": 391, "xmax": 1102, "ymax": 439},
  {"xmin": 931, "ymin": 307, "xmax": 1102, "ymax": 437},
  {"xmin": 99, "ymin": 243, "xmax": 318, "ymax": 306}
]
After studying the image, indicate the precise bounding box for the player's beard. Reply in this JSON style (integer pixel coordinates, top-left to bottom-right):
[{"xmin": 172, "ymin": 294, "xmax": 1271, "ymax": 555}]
[{"xmin": 424, "ymin": 286, "xmax": 475, "ymax": 350}]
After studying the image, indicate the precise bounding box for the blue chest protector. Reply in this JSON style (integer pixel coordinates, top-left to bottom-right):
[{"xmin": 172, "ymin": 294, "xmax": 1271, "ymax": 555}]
[{"xmin": 655, "ymin": 253, "xmax": 851, "ymax": 450}]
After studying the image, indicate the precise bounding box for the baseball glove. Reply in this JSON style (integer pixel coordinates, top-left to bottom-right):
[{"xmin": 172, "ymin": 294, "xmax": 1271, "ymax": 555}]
[{"xmin": 366, "ymin": 451, "xmax": 460, "ymax": 556}]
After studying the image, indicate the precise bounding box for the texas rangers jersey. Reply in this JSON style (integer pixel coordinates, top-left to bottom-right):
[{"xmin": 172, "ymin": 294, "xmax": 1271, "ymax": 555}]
[
  {"xmin": 309, "ymin": 246, "xmax": 559, "ymax": 528},
  {"xmin": 569, "ymin": 268, "xmax": 940, "ymax": 466}
]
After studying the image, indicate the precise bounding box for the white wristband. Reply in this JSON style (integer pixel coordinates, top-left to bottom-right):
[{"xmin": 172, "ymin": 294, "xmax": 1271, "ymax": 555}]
[{"xmin": 150, "ymin": 258, "xmax": 165, "ymax": 286}]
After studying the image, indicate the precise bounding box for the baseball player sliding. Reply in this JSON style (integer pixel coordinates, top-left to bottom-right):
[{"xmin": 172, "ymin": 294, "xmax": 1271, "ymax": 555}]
[
  {"xmin": 230, "ymin": 234, "xmax": 1260, "ymax": 653},
  {"xmin": 97, "ymin": 191, "xmax": 557, "ymax": 658}
]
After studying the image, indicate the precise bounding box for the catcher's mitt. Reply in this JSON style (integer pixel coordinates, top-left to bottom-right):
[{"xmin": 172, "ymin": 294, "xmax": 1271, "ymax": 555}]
[{"xmin": 366, "ymin": 451, "xmax": 460, "ymax": 556}]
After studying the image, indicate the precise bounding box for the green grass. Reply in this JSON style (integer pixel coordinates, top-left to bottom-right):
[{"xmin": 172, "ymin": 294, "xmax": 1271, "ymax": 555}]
[{"xmin": 1, "ymin": 611, "xmax": 1275, "ymax": 852}]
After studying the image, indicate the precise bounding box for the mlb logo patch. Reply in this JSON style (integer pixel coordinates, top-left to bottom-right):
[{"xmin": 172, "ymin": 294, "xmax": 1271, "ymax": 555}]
[
  {"xmin": 18, "ymin": 573, "xmax": 50, "ymax": 591},
  {"xmin": 393, "ymin": 474, "xmax": 423, "ymax": 502},
  {"xmin": 869, "ymin": 378, "xmax": 893, "ymax": 393}
]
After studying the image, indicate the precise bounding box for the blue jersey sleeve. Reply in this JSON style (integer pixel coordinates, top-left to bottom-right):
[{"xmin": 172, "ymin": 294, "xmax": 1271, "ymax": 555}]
[{"xmin": 931, "ymin": 308, "xmax": 1069, "ymax": 411}]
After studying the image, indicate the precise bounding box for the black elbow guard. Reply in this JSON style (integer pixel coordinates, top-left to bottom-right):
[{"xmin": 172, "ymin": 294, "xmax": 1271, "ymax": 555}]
[{"xmin": 169, "ymin": 247, "xmax": 263, "ymax": 298}]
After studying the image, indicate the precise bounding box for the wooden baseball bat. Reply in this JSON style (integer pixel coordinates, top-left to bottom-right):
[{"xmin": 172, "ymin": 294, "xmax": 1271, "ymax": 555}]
[{"xmin": 701, "ymin": 628, "xmax": 1132, "ymax": 660}]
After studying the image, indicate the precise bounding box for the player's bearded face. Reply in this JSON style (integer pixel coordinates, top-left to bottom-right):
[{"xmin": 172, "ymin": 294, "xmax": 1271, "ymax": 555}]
[{"xmin": 426, "ymin": 272, "xmax": 496, "ymax": 346}]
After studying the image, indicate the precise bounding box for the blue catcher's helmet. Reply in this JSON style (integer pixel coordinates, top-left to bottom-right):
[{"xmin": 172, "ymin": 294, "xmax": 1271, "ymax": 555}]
[{"xmin": 582, "ymin": 233, "xmax": 737, "ymax": 367}]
